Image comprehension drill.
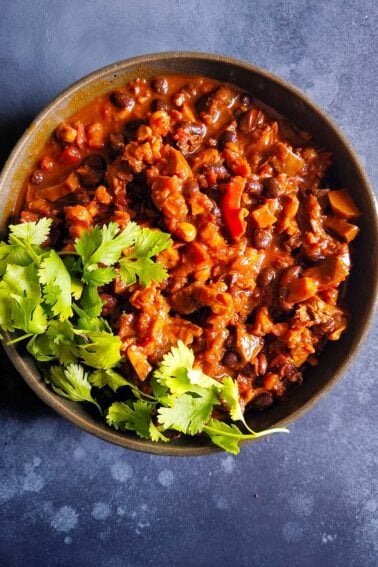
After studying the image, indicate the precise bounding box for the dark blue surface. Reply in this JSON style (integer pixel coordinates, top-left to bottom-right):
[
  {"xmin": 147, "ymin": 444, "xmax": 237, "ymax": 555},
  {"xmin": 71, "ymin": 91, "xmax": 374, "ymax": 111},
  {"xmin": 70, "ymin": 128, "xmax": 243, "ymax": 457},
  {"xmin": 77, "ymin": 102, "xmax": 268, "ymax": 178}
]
[{"xmin": 1, "ymin": 1, "xmax": 377, "ymax": 566}]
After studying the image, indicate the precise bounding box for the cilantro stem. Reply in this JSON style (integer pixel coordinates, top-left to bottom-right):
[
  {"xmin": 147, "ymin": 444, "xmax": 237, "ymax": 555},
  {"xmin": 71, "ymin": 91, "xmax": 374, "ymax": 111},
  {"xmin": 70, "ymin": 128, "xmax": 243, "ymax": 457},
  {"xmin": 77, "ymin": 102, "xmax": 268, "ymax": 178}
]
[
  {"xmin": 10, "ymin": 235, "xmax": 41, "ymax": 266},
  {"xmin": 203, "ymin": 424, "xmax": 289, "ymax": 439},
  {"xmin": 6, "ymin": 332, "xmax": 34, "ymax": 345},
  {"xmin": 58, "ymin": 250, "xmax": 79, "ymax": 256}
]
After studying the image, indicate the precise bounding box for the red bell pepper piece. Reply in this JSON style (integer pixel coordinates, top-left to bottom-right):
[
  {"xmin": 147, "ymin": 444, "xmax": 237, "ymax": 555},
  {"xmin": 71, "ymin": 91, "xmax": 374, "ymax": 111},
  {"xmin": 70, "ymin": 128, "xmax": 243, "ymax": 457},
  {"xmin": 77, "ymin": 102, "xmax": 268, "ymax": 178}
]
[{"xmin": 221, "ymin": 176, "xmax": 247, "ymax": 241}]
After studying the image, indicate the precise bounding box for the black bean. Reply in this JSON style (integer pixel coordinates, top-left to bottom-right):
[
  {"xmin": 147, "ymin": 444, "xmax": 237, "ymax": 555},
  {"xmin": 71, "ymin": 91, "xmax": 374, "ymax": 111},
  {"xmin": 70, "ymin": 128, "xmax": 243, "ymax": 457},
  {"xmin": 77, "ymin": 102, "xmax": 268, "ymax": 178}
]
[
  {"xmin": 225, "ymin": 334, "xmax": 235, "ymax": 349},
  {"xmin": 245, "ymin": 179, "xmax": 263, "ymax": 194},
  {"xmin": 204, "ymin": 164, "xmax": 230, "ymax": 182},
  {"xmin": 238, "ymin": 108, "xmax": 261, "ymax": 132},
  {"xmin": 242, "ymin": 364, "xmax": 255, "ymax": 377},
  {"xmin": 151, "ymin": 98, "xmax": 168, "ymax": 112},
  {"xmin": 174, "ymin": 122, "xmax": 206, "ymax": 155},
  {"xmin": 196, "ymin": 92, "xmax": 211, "ymax": 114},
  {"xmin": 184, "ymin": 122, "xmax": 206, "ymax": 136},
  {"xmin": 151, "ymin": 78, "xmax": 168, "ymax": 95},
  {"xmin": 264, "ymin": 177, "xmax": 283, "ymax": 197},
  {"xmin": 79, "ymin": 168, "xmax": 104, "ymax": 187},
  {"xmin": 30, "ymin": 170, "xmax": 44, "ymax": 185},
  {"xmin": 110, "ymin": 90, "xmax": 135, "ymax": 110},
  {"xmin": 78, "ymin": 154, "xmax": 107, "ymax": 186},
  {"xmin": 252, "ymin": 229, "xmax": 273, "ymax": 249},
  {"xmin": 218, "ymin": 129, "xmax": 237, "ymax": 149},
  {"xmin": 84, "ymin": 155, "xmax": 106, "ymax": 170},
  {"xmin": 124, "ymin": 119, "xmax": 145, "ymax": 141},
  {"xmin": 251, "ymin": 392, "xmax": 273, "ymax": 410},
  {"xmin": 240, "ymin": 92, "xmax": 253, "ymax": 107},
  {"xmin": 108, "ymin": 132, "xmax": 125, "ymax": 159},
  {"xmin": 223, "ymin": 351, "xmax": 240, "ymax": 368},
  {"xmin": 257, "ymin": 267, "xmax": 276, "ymax": 287}
]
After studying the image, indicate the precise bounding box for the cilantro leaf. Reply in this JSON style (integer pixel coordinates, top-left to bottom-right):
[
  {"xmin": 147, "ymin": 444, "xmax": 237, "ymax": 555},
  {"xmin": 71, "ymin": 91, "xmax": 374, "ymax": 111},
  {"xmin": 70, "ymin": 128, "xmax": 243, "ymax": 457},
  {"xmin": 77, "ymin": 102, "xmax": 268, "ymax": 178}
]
[
  {"xmin": 77, "ymin": 330, "xmax": 122, "ymax": 370},
  {"xmin": 118, "ymin": 226, "xmax": 171, "ymax": 288},
  {"xmin": 2, "ymin": 263, "xmax": 41, "ymax": 299},
  {"xmin": 48, "ymin": 363, "xmax": 100, "ymax": 410},
  {"xmin": 154, "ymin": 341, "xmax": 220, "ymax": 396},
  {"xmin": 204, "ymin": 419, "xmax": 289, "ymax": 454},
  {"xmin": 187, "ymin": 368, "xmax": 222, "ymax": 390},
  {"xmin": 149, "ymin": 421, "xmax": 169, "ymax": 443},
  {"xmin": 26, "ymin": 333, "xmax": 54, "ymax": 362},
  {"xmin": 71, "ymin": 278, "xmax": 83, "ymax": 300},
  {"xmin": 106, "ymin": 400, "xmax": 154, "ymax": 439},
  {"xmin": 76, "ymin": 222, "xmax": 138, "ymax": 267},
  {"xmin": 157, "ymin": 389, "xmax": 218, "ymax": 435},
  {"xmin": 72, "ymin": 305, "xmax": 111, "ymax": 333},
  {"xmin": 0, "ymin": 263, "xmax": 47, "ymax": 334},
  {"xmin": 154, "ymin": 340, "xmax": 194, "ymax": 394},
  {"xmin": 10, "ymin": 296, "xmax": 47, "ymax": 335},
  {"xmin": 80, "ymin": 284, "xmax": 104, "ymax": 318},
  {"xmin": 38, "ymin": 250, "xmax": 73, "ymax": 320},
  {"xmin": 82, "ymin": 266, "xmax": 116, "ymax": 286},
  {"xmin": 0, "ymin": 242, "xmax": 31, "ymax": 276},
  {"xmin": 220, "ymin": 376, "xmax": 246, "ymax": 424},
  {"xmin": 150, "ymin": 376, "xmax": 170, "ymax": 405},
  {"xmin": 203, "ymin": 419, "xmax": 245, "ymax": 455},
  {"xmin": 119, "ymin": 257, "xmax": 168, "ymax": 287},
  {"xmin": 132, "ymin": 227, "xmax": 172, "ymax": 258},
  {"xmin": 27, "ymin": 320, "xmax": 78, "ymax": 364},
  {"xmin": 74, "ymin": 226, "xmax": 103, "ymax": 266},
  {"xmin": 8, "ymin": 218, "xmax": 52, "ymax": 246},
  {"xmin": 0, "ymin": 286, "xmax": 13, "ymax": 332},
  {"xmin": 89, "ymin": 369, "xmax": 135, "ymax": 393}
]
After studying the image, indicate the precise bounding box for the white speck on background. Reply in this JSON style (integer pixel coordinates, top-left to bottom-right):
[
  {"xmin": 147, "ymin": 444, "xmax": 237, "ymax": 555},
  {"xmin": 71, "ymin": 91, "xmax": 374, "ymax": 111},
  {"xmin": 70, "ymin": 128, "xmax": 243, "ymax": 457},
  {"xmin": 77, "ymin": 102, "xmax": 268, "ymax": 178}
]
[
  {"xmin": 137, "ymin": 521, "xmax": 150, "ymax": 529},
  {"xmin": 282, "ymin": 521, "xmax": 304, "ymax": 543},
  {"xmin": 290, "ymin": 494, "xmax": 314, "ymax": 518},
  {"xmin": 365, "ymin": 500, "xmax": 377, "ymax": 513},
  {"xmin": 158, "ymin": 469, "xmax": 174, "ymax": 487},
  {"xmin": 117, "ymin": 506, "xmax": 125, "ymax": 516},
  {"xmin": 322, "ymin": 533, "xmax": 337, "ymax": 544},
  {"xmin": 73, "ymin": 446, "xmax": 86, "ymax": 460},
  {"xmin": 214, "ymin": 496, "xmax": 229, "ymax": 510},
  {"xmin": 0, "ymin": 475, "xmax": 17, "ymax": 504},
  {"xmin": 92, "ymin": 502, "xmax": 111, "ymax": 520},
  {"xmin": 110, "ymin": 460, "xmax": 133, "ymax": 482},
  {"xmin": 64, "ymin": 536, "xmax": 72, "ymax": 545},
  {"xmin": 221, "ymin": 456, "xmax": 235, "ymax": 475},
  {"xmin": 22, "ymin": 461, "xmax": 44, "ymax": 493},
  {"xmin": 50, "ymin": 506, "xmax": 78, "ymax": 533}
]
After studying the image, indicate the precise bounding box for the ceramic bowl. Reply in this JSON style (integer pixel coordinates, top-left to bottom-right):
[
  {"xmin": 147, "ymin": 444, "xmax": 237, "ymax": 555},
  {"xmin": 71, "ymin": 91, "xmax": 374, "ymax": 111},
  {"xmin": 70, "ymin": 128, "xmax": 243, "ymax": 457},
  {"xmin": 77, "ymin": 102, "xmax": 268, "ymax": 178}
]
[{"xmin": 1, "ymin": 52, "xmax": 377, "ymax": 455}]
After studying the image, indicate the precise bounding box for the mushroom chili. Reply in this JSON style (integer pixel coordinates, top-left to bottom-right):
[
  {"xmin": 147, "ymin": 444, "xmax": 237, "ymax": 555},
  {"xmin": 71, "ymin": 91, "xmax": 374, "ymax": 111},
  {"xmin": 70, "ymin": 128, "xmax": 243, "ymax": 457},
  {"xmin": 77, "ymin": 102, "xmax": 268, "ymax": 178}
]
[{"xmin": 5, "ymin": 74, "xmax": 361, "ymax": 450}]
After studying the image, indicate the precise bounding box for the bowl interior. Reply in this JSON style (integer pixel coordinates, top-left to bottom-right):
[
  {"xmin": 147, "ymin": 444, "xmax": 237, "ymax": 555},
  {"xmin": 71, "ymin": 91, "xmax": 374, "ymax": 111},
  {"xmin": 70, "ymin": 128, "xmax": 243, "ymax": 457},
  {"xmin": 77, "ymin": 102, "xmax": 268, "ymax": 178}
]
[{"xmin": 1, "ymin": 53, "xmax": 377, "ymax": 455}]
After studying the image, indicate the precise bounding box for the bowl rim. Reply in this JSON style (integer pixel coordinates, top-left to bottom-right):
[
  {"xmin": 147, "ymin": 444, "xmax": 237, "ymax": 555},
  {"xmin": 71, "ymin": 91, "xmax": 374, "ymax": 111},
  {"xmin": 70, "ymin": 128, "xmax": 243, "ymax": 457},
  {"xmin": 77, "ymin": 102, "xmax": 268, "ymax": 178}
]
[{"xmin": 1, "ymin": 51, "xmax": 377, "ymax": 456}]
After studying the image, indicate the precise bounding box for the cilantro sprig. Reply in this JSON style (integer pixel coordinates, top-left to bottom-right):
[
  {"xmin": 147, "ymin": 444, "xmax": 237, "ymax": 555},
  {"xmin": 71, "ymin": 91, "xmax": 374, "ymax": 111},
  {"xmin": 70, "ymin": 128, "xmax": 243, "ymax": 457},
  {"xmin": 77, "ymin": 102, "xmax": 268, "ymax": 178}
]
[{"xmin": 0, "ymin": 219, "xmax": 288, "ymax": 454}]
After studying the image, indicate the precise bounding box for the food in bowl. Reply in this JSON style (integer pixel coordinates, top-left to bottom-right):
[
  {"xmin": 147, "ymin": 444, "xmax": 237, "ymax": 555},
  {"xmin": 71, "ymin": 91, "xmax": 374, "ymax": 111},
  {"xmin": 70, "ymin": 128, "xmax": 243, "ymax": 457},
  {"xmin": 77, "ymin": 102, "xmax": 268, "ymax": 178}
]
[{"xmin": 0, "ymin": 74, "xmax": 361, "ymax": 453}]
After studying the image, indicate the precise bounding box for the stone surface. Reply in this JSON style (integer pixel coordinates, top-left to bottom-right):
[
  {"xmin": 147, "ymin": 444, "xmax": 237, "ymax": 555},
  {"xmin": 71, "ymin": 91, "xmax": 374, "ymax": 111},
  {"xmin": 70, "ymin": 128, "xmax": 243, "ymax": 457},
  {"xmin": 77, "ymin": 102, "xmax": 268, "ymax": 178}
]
[{"xmin": 0, "ymin": 1, "xmax": 377, "ymax": 566}]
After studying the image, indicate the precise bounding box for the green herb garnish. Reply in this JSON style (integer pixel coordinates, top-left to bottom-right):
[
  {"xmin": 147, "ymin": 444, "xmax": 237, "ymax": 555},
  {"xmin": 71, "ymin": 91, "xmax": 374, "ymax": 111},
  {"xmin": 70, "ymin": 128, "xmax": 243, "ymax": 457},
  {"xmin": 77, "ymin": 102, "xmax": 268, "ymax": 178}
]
[{"xmin": 0, "ymin": 219, "xmax": 288, "ymax": 454}]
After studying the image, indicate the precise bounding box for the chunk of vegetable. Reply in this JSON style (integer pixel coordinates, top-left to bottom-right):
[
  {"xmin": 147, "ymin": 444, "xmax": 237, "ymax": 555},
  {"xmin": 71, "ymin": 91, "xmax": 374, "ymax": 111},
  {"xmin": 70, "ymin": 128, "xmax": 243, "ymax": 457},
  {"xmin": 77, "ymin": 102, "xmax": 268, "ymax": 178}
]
[
  {"xmin": 304, "ymin": 251, "xmax": 350, "ymax": 290},
  {"xmin": 221, "ymin": 176, "xmax": 248, "ymax": 241},
  {"xmin": 324, "ymin": 216, "xmax": 359, "ymax": 243},
  {"xmin": 328, "ymin": 190, "xmax": 361, "ymax": 220},
  {"xmin": 250, "ymin": 203, "xmax": 277, "ymax": 228},
  {"xmin": 287, "ymin": 277, "xmax": 318, "ymax": 303},
  {"xmin": 127, "ymin": 346, "xmax": 152, "ymax": 381}
]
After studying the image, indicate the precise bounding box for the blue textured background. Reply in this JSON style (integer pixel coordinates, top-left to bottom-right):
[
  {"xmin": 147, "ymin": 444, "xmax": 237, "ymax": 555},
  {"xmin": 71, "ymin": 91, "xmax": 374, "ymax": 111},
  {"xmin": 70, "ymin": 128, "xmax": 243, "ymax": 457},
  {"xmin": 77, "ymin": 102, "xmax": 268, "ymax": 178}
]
[{"xmin": 0, "ymin": 1, "xmax": 377, "ymax": 566}]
